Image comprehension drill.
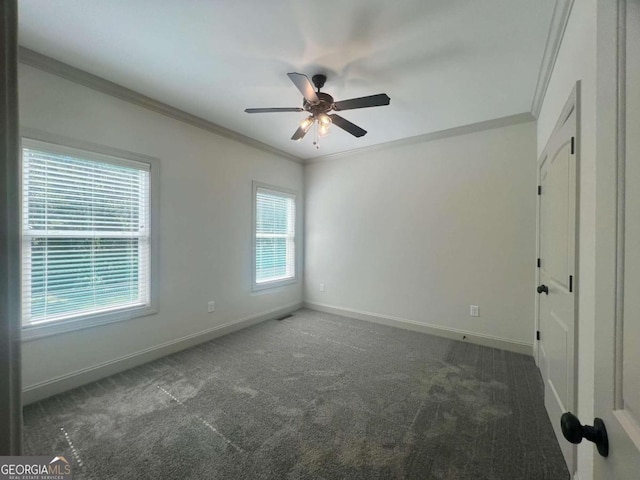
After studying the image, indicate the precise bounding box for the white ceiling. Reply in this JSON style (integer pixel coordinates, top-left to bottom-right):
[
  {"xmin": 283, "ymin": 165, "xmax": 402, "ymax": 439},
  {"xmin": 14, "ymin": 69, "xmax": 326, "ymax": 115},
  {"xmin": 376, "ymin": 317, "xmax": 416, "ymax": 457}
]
[{"xmin": 18, "ymin": 0, "xmax": 555, "ymax": 161}]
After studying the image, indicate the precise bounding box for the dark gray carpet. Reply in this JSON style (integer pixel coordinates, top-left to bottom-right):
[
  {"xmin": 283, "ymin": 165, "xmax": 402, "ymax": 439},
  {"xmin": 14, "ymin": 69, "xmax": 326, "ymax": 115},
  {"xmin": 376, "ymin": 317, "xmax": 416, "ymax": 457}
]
[{"xmin": 23, "ymin": 309, "xmax": 569, "ymax": 479}]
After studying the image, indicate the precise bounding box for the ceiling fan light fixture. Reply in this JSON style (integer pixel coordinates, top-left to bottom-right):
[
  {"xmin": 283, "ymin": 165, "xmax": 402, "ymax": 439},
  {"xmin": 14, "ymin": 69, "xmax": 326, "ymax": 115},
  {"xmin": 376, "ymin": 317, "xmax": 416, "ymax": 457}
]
[
  {"xmin": 317, "ymin": 113, "xmax": 332, "ymax": 137},
  {"xmin": 299, "ymin": 116, "xmax": 314, "ymax": 132},
  {"xmin": 317, "ymin": 113, "xmax": 331, "ymax": 126},
  {"xmin": 318, "ymin": 125, "xmax": 330, "ymax": 137}
]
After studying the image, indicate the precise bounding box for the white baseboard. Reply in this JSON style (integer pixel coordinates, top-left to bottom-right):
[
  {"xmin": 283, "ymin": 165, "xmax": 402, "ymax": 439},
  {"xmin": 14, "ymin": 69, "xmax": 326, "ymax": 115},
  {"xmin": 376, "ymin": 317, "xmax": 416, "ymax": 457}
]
[
  {"xmin": 303, "ymin": 301, "xmax": 533, "ymax": 356},
  {"xmin": 23, "ymin": 302, "xmax": 302, "ymax": 405}
]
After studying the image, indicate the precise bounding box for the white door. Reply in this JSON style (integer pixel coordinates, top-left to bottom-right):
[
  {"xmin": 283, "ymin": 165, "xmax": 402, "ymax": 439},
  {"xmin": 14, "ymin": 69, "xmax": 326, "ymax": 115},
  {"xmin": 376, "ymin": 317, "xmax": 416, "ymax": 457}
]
[
  {"xmin": 537, "ymin": 89, "xmax": 578, "ymax": 475},
  {"xmin": 593, "ymin": 1, "xmax": 640, "ymax": 477}
]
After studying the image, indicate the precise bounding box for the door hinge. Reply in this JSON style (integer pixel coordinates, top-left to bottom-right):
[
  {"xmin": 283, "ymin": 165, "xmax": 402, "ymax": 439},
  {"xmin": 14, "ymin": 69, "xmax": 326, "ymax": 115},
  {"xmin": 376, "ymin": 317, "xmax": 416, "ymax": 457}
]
[
  {"xmin": 571, "ymin": 136, "xmax": 575, "ymax": 155},
  {"xmin": 536, "ymin": 330, "xmax": 541, "ymax": 341},
  {"xmin": 537, "ymin": 258, "xmax": 541, "ymax": 268},
  {"xmin": 538, "ymin": 185, "xmax": 542, "ymax": 195},
  {"xmin": 569, "ymin": 275, "xmax": 573, "ymax": 293}
]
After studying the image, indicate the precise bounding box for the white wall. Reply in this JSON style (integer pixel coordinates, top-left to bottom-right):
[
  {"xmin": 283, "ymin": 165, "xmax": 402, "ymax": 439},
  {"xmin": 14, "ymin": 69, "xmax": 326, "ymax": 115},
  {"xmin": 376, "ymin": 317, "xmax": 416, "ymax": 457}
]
[
  {"xmin": 536, "ymin": 1, "xmax": 597, "ymax": 478},
  {"xmin": 304, "ymin": 121, "xmax": 537, "ymax": 350},
  {"xmin": 19, "ymin": 65, "xmax": 304, "ymax": 397}
]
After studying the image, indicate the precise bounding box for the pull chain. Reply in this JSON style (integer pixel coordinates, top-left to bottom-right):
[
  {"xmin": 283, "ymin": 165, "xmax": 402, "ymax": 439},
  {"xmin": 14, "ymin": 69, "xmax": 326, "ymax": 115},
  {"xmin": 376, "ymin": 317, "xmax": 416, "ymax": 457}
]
[{"xmin": 313, "ymin": 121, "xmax": 320, "ymax": 149}]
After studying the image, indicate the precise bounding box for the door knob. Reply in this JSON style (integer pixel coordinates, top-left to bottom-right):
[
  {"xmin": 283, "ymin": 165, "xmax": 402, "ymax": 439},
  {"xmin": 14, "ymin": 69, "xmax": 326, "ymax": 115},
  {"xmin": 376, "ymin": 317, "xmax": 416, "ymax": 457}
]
[
  {"xmin": 537, "ymin": 284, "xmax": 549, "ymax": 295},
  {"xmin": 560, "ymin": 412, "xmax": 609, "ymax": 457}
]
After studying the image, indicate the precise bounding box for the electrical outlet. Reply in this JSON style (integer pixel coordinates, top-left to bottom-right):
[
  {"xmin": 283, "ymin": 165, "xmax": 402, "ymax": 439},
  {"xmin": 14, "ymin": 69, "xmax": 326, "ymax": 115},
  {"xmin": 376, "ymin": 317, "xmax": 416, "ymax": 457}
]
[
  {"xmin": 208, "ymin": 301, "xmax": 215, "ymax": 313},
  {"xmin": 320, "ymin": 283, "xmax": 325, "ymax": 292},
  {"xmin": 470, "ymin": 305, "xmax": 479, "ymax": 317}
]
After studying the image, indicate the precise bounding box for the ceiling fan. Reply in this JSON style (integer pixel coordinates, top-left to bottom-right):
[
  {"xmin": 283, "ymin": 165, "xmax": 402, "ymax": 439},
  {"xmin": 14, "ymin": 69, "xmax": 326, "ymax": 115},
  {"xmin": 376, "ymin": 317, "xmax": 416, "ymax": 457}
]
[{"xmin": 245, "ymin": 73, "xmax": 390, "ymax": 146}]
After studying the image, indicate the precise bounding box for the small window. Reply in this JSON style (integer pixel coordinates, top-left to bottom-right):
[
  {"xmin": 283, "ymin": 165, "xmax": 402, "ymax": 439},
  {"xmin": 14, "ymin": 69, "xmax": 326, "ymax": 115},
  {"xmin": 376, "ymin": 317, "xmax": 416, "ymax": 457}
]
[
  {"xmin": 21, "ymin": 137, "xmax": 157, "ymax": 339},
  {"xmin": 252, "ymin": 182, "xmax": 297, "ymax": 291}
]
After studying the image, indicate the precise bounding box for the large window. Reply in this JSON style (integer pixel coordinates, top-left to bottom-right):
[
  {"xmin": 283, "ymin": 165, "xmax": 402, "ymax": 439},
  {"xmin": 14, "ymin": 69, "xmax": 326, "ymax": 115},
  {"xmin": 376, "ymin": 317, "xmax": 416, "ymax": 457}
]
[
  {"xmin": 21, "ymin": 137, "xmax": 157, "ymax": 338},
  {"xmin": 253, "ymin": 182, "xmax": 297, "ymax": 290}
]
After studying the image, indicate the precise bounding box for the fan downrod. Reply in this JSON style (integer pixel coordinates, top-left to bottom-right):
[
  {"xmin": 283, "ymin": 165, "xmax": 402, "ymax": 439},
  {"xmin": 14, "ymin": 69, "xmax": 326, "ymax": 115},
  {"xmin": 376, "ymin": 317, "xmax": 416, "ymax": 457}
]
[{"xmin": 312, "ymin": 74, "xmax": 327, "ymax": 91}]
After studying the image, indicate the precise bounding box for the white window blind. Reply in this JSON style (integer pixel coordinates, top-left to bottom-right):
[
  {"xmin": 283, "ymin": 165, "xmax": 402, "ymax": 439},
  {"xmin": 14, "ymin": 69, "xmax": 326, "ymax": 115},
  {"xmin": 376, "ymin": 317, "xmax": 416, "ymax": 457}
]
[
  {"xmin": 22, "ymin": 143, "xmax": 151, "ymax": 326},
  {"xmin": 255, "ymin": 186, "xmax": 296, "ymax": 286}
]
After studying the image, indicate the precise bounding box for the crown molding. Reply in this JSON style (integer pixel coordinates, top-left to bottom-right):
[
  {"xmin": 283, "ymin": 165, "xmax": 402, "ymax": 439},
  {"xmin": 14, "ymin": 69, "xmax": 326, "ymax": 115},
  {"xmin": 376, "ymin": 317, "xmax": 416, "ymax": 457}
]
[
  {"xmin": 18, "ymin": 47, "xmax": 303, "ymax": 164},
  {"xmin": 305, "ymin": 112, "xmax": 535, "ymax": 164},
  {"xmin": 530, "ymin": 0, "xmax": 575, "ymax": 118}
]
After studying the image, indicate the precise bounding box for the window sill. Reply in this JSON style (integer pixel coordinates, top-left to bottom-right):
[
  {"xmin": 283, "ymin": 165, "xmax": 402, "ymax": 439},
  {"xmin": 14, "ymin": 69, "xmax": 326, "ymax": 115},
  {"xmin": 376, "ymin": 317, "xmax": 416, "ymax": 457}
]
[
  {"xmin": 21, "ymin": 304, "xmax": 157, "ymax": 342},
  {"xmin": 251, "ymin": 277, "xmax": 297, "ymax": 294}
]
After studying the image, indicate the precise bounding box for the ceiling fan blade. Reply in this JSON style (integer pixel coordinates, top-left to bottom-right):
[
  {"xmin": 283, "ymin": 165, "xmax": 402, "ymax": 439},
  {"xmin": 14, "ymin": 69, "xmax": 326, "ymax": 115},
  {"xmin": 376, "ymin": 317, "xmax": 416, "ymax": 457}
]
[
  {"xmin": 245, "ymin": 107, "xmax": 304, "ymax": 113},
  {"xmin": 329, "ymin": 114, "xmax": 367, "ymax": 137},
  {"xmin": 333, "ymin": 93, "xmax": 390, "ymax": 111},
  {"xmin": 291, "ymin": 125, "xmax": 310, "ymax": 141},
  {"xmin": 287, "ymin": 72, "xmax": 320, "ymax": 105}
]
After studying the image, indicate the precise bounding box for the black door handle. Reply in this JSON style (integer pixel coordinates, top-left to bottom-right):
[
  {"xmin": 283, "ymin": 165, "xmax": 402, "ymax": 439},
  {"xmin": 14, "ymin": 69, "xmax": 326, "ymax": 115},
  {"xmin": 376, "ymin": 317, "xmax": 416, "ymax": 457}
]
[
  {"xmin": 537, "ymin": 284, "xmax": 549, "ymax": 295},
  {"xmin": 560, "ymin": 412, "xmax": 609, "ymax": 457}
]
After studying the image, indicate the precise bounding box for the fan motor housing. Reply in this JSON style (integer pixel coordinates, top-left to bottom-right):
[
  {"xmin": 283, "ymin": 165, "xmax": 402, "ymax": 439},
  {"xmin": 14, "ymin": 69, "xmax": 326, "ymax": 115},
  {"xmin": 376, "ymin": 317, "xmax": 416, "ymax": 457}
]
[{"xmin": 304, "ymin": 92, "xmax": 334, "ymax": 115}]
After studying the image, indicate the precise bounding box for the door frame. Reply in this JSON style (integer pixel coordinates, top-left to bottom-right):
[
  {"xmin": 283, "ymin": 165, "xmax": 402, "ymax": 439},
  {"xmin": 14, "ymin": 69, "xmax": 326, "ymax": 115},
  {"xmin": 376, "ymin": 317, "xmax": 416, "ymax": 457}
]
[
  {"xmin": 593, "ymin": 0, "xmax": 640, "ymax": 476},
  {"xmin": 0, "ymin": 0, "xmax": 23, "ymax": 456},
  {"xmin": 534, "ymin": 82, "xmax": 581, "ymax": 474}
]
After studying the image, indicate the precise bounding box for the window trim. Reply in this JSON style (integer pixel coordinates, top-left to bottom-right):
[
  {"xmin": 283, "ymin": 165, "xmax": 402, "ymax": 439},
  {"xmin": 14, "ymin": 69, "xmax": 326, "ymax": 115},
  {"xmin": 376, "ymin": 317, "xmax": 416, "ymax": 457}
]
[
  {"xmin": 20, "ymin": 130, "xmax": 160, "ymax": 341},
  {"xmin": 252, "ymin": 181, "xmax": 298, "ymax": 292}
]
